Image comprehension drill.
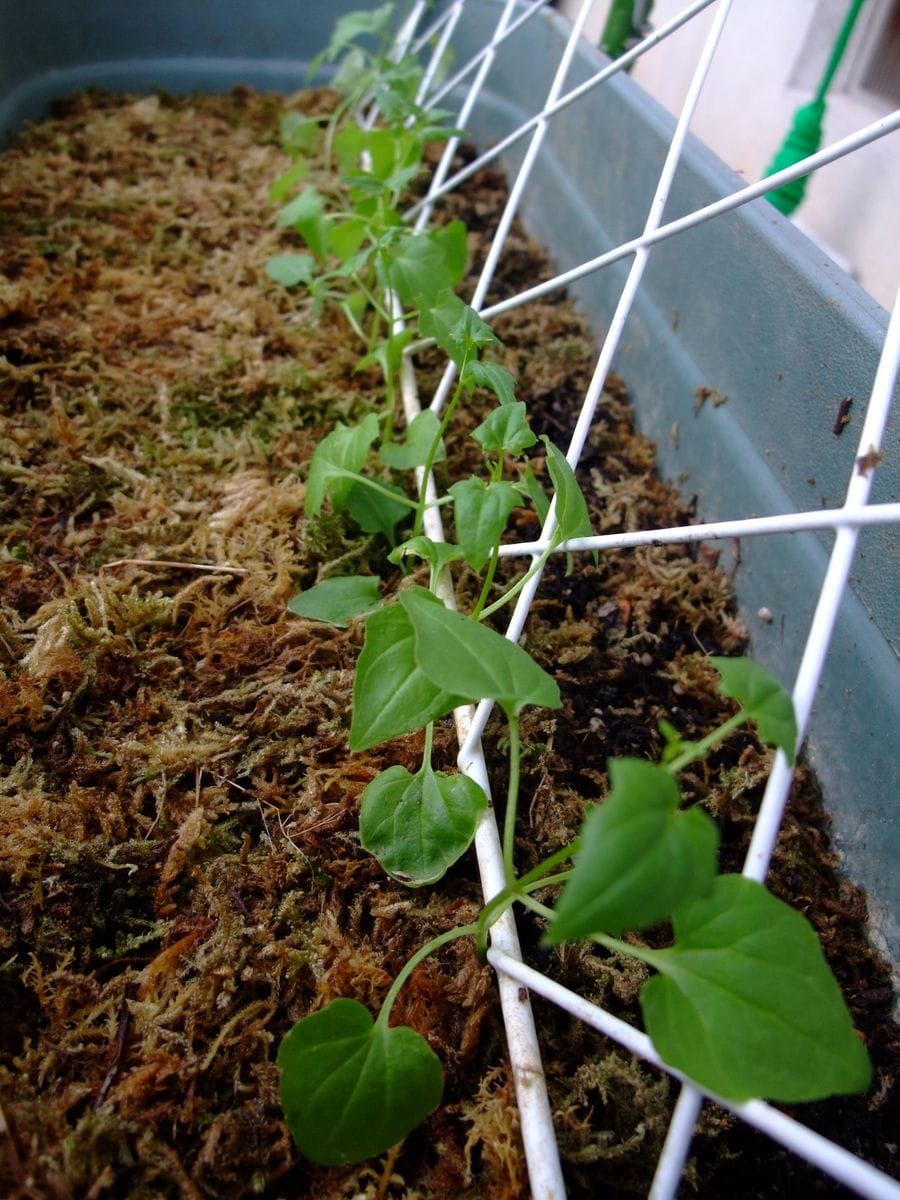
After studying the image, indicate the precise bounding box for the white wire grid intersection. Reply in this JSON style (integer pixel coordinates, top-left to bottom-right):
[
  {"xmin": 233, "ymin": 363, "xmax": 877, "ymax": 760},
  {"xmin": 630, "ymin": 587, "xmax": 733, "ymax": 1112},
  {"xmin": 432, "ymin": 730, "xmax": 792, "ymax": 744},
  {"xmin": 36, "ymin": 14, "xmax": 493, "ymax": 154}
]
[{"xmin": 372, "ymin": 1, "xmax": 900, "ymax": 1196}]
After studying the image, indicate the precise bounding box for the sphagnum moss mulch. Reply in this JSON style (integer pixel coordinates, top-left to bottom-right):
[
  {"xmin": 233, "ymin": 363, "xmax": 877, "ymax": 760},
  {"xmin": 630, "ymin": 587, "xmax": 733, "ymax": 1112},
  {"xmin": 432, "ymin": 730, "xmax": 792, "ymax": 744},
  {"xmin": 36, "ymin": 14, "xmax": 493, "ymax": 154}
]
[{"xmin": 1, "ymin": 87, "xmax": 897, "ymax": 1200}]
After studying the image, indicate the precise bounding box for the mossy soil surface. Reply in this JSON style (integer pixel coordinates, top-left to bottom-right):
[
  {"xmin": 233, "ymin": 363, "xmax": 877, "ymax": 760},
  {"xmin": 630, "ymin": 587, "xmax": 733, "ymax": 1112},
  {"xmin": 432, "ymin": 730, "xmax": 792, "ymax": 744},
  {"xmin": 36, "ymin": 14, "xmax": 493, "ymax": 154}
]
[{"xmin": 0, "ymin": 88, "xmax": 897, "ymax": 1200}]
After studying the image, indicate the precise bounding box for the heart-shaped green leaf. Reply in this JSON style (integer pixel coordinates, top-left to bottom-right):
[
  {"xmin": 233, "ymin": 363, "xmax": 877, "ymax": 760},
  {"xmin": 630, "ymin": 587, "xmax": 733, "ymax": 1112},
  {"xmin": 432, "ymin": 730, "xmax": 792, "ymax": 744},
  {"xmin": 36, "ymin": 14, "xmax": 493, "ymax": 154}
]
[
  {"xmin": 288, "ymin": 575, "xmax": 381, "ymax": 627},
  {"xmin": 418, "ymin": 290, "xmax": 497, "ymax": 368},
  {"xmin": 399, "ymin": 587, "xmax": 560, "ymax": 716},
  {"xmin": 276, "ymin": 185, "xmax": 329, "ymax": 260},
  {"xmin": 360, "ymin": 763, "xmax": 487, "ymax": 885},
  {"xmin": 541, "ymin": 437, "xmax": 592, "ymax": 543},
  {"xmin": 546, "ymin": 758, "xmax": 718, "ymax": 941},
  {"xmin": 350, "ymin": 599, "xmax": 467, "ymax": 751},
  {"xmin": 464, "ymin": 361, "xmax": 517, "ymax": 407},
  {"xmin": 279, "ymin": 997, "xmax": 443, "ymax": 1165},
  {"xmin": 346, "ymin": 480, "xmax": 410, "ymax": 544},
  {"xmin": 472, "ymin": 401, "xmax": 535, "ymax": 456},
  {"xmin": 385, "ymin": 231, "xmax": 452, "ymax": 306},
  {"xmin": 711, "ymin": 657, "xmax": 797, "ymax": 763},
  {"xmin": 279, "ymin": 112, "xmax": 320, "ymax": 157},
  {"xmin": 431, "ymin": 219, "xmax": 468, "ymax": 286},
  {"xmin": 305, "ymin": 413, "xmax": 379, "ymax": 516},
  {"xmin": 389, "ymin": 536, "xmax": 464, "ymax": 575},
  {"xmin": 449, "ymin": 477, "xmax": 520, "ymax": 572},
  {"xmin": 380, "ymin": 410, "xmax": 445, "ymax": 470},
  {"xmin": 266, "ymin": 252, "xmax": 317, "ymax": 288},
  {"xmin": 640, "ymin": 875, "xmax": 872, "ymax": 1101}
]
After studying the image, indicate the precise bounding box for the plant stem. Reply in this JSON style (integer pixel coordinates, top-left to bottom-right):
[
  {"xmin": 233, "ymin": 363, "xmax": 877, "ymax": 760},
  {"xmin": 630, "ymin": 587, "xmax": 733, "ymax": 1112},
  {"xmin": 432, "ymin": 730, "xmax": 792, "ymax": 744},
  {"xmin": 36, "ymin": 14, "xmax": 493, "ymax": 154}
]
[
  {"xmin": 379, "ymin": 253, "xmax": 398, "ymax": 443},
  {"xmin": 593, "ymin": 931, "xmax": 663, "ymax": 970},
  {"xmin": 478, "ymin": 541, "xmax": 556, "ymax": 620},
  {"xmin": 471, "ymin": 541, "xmax": 501, "ymax": 620},
  {"xmin": 421, "ymin": 722, "xmax": 434, "ymax": 773},
  {"xmin": 517, "ymin": 893, "xmax": 556, "ymax": 922},
  {"xmin": 375, "ymin": 922, "xmax": 479, "ymax": 1029},
  {"xmin": 516, "ymin": 841, "xmax": 579, "ymax": 891},
  {"xmin": 666, "ymin": 711, "xmax": 748, "ymax": 775},
  {"xmin": 335, "ymin": 470, "xmax": 420, "ymax": 510},
  {"xmin": 502, "ymin": 714, "xmax": 521, "ymax": 887},
  {"xmin": 413, "ymin": 362, "xmax": 469, "ymax": 536},
  {"xmin": 522, "ymin": 869, "xmax": 572, "ymax": 892},
  {"xmin": 475, "ymin": 886, "xmax": 520, "ymax": 958}
]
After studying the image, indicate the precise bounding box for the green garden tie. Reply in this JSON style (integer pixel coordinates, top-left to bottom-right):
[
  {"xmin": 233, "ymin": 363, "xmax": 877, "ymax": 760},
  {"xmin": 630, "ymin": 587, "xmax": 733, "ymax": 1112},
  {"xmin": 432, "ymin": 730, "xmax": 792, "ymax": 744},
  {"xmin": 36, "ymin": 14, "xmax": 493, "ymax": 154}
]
[{"xmin": 764, "ymin": 0, "xmax": 868, "ymax": 215}]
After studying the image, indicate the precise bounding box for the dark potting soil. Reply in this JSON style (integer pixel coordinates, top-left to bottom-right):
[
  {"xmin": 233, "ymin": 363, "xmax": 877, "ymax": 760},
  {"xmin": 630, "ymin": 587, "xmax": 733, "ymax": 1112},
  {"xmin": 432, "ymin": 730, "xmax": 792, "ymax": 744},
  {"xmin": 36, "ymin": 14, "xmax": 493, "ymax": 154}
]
[{"xmin": 0, "ymin": 87, "xmax": 896, "ymax": 1200}]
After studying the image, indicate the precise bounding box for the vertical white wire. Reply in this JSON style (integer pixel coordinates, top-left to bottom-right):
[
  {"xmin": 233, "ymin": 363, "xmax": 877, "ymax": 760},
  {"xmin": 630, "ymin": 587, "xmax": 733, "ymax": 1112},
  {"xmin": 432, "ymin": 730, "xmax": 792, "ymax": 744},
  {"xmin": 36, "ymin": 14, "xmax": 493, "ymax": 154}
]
[
  {"xmin": 413, "ymin": 0, "xmax": 521, "ymax": 231},
  {"xmin": 423, "ymin": 0, "xmax": 553, "ymax": 113},
  {"xmin": 406, "ymin": 0, "xmax": 720, "ymax": 222},
  {"xmin": 377, "ymin": 5, "xmax": 898, "ymax": 1196},
  {"xmin": 649, "ymin": 291, "xmax": 900, "ymax": 1200},
  {"xmin": 427, "ymin": 0, "xmax": 598, "ymax": 415},
  {"xmin": 382, "ymin": 10, "xmax": 568, "ymax": 1194},
  {"xmin": 414, "ymin": 0, "xmax": 466, "ymax": 106},
  {"xmin": 745, "ymin": 286, "xmax": 900, "ymax": 882},
  {"xmin": 460, "ymin": 0, "xmax": 737, "ymax": 765},
  {"xmin": 393, "ymin": 0, "xmax": 429, "ymax": 60}
]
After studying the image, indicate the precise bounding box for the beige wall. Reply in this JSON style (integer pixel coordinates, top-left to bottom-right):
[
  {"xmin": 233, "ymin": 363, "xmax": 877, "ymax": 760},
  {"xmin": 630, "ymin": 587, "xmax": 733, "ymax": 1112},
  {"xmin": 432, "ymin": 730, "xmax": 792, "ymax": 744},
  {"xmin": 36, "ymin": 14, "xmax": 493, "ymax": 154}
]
[{"xmin": 556, "ymin": 0, "xmax": 899, "ymax": 311}]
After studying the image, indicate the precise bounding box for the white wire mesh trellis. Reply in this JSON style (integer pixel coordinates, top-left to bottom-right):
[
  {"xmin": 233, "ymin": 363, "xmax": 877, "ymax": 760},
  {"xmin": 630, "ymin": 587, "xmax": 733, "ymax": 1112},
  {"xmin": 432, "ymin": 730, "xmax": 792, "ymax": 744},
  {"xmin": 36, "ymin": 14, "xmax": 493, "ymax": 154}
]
[{"xmin": 379, "ymin": 1, "xmax": 900, "ymax": 1197}]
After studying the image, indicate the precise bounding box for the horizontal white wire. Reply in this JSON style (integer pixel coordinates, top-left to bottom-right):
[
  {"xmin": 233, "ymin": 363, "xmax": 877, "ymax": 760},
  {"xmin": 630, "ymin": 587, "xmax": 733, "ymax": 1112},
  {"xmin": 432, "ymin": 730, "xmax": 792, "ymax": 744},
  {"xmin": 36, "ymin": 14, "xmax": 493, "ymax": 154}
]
[
  {"xmin": 478, "ymin": 110, "xmax": 900, "ymax": 323},
  {"xmin": 493, "ymin": 502, "xmax": 900, "ymax": 558},
  {"xmin": 488, "ymin": 950, "xmax": 900, "ymax": 1200}
]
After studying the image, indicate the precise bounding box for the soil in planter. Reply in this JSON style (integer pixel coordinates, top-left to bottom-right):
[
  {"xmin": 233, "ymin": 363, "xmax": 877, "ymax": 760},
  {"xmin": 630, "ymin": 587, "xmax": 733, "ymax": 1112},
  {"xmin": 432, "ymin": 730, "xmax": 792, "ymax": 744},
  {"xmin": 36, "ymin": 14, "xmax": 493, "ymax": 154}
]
[{"xmin": 0, "ymin": 87, "xmax": 897, "ymax": 1200}]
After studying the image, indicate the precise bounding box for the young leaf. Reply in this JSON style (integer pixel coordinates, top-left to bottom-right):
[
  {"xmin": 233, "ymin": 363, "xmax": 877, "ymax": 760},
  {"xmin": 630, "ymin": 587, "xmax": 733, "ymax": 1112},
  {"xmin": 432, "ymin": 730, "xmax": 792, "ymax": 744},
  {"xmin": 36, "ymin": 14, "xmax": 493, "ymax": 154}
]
[
  {"xmin": 711, "ymin": 657, "xmax": 797, "ymax": 763},
  {"xmin": 449, "ymin": 477, "xmax": 520, "ymax": 573},
  {"xmin": 314, "ymin": 2, "xmax": 395, "ymax": 67},
  {"xmin": 640, "ymin": 875, "xmax": 872, "ymax": 1102},
  {"xmin": 288, "ymin": 576, "xmax": 381, "ymax": 627},
  {"xmin": 346, "ymin": 480, "xmax": 410, "ymax": 544},
  {"xmin": 463, "ymin": 360, "xmax": 517, "ymax": 407},
  {"xmin": 356, "ymin": 328, "xmax": 414, "ymax": 380},
  {"xmin": 266, "ymin": 253, "xmax": 317, "ymax": 288},
  {"xmin": 350, "ymin": 600, "xmax": 467, "ymax": 751},
  {"xmin": 269, "ymin": 158, "xmax": 309, "ymax": 202},
  {"xmin": 327, "ymin": 217, "xmax": 368, "ymax": 265},
  {"xmin": 389, "ymin": 536, "xmax": 464, "ymax": 575},
  {"xmin": 418, "ymin": 289, "xmax": 497, "ymax": 368},
  {"xmin": 399, "ymin": 587, "xmax": 560, "ymax": 715},
  {"xmin": 279, "ymin": 112, "xmax": 321, "ymax": 156},
  {"xmin": 472, "ymin": 401, "xmax": 535, "ymax": 457},
  {"xmin": 360, "ymin": 763, "xmax": 487, "ymax": 885},
  {"xmin": 658, "ymin": 717, "xmax": 692, "ymax": 765},
  {"xmin": 431, "ymin": 219, "xmax": 468, "ymax": 285},
  {"xmin": 541, "ymin": 436, "xmax": 592, "ymax": 543},
  {"xmin": 276, "ymin": 186, "xmax": 329, "ymax": 261},
  {"xmin": 305, "ymin": 413, "xmax": 379, "ymax": 516},
  {"xmin": 380, "ymin": 410, "xmax": 445, "ymax": 470},
  {"xmin": 278, "ymin": 997, "xmax": 442, "ymax": 1166},
  {"xmin": 545, "ymin": 758, "xmax": 718, "ymax": 941},
  {"xmin": 385, "ymin": 231, "xmax": 452, "ymax": 306},
  {"xmin": 331, "ymin": 46, "xmax": 370, "ymax": 96},
  {"xmin": 520, "ymin": 463, "xmax": 550, "ymax": 524}
]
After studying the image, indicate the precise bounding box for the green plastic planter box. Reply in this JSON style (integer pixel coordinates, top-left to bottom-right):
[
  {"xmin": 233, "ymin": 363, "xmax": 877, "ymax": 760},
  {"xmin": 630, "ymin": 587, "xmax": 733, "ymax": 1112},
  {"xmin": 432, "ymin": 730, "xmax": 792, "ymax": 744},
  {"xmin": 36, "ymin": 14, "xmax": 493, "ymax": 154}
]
[{"xmin": 1, "ymin": 1, "xmax": 896, "ymax": 973}]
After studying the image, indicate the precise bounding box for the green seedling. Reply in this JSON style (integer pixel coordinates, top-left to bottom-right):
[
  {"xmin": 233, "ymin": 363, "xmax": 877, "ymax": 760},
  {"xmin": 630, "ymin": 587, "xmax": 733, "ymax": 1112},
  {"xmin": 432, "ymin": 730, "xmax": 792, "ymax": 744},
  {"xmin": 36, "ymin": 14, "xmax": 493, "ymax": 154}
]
[
  {"xmin": 274, "ymin": 5, "xmax": 871, "ymax": 1169},
  {"xmin": 279, "ymin": 617, "xmax": 870, "ymax": 1163}
]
